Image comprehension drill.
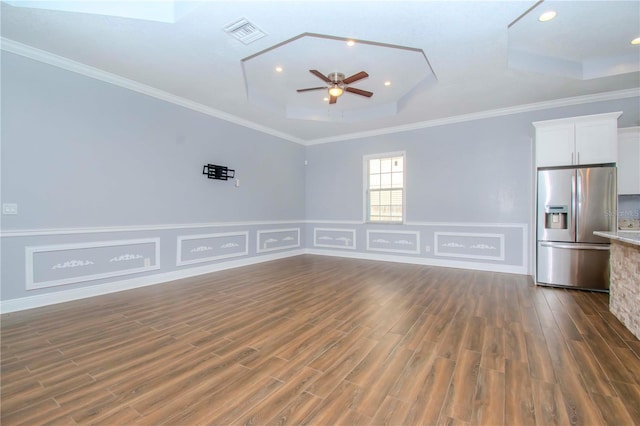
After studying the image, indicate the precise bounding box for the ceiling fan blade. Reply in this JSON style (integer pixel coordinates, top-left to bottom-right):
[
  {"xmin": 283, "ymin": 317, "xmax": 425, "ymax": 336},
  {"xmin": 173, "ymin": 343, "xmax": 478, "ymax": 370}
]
[
  {"xmin": 329, "ymin": 95, "xmax": 337, "ymax": 104},
  {"xmin": 310, "ymin": 69, "xmax": 331, "ymax": 83},
  {"xmin": 343, "ymin": 71, "xmax": 369, "ymax": 84},
  {"xmin": 297, "ymin": 87, "xmax": 327, "ymax": 92},
  {"xmin": 346, "ymin": 87, "xmax": 373, "ymax": 97}
]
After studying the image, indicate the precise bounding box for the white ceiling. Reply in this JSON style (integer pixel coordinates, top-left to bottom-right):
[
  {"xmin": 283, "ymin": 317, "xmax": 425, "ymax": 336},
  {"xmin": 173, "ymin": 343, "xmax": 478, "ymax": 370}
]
[{"xmin": 2, "ymin": 0, "xmax": 639, "ymax": 144}]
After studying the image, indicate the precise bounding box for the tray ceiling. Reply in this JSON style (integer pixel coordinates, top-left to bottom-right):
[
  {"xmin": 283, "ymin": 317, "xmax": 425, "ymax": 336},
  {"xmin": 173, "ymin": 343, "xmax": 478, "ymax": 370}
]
[{"xmin": 1, "ymin": 1, "xmax": 639, "ymax": 144}]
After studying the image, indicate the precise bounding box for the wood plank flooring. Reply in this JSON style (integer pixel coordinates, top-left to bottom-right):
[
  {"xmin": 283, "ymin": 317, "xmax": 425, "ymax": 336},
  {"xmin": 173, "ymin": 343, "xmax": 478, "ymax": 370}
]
[{"xmin": 2, "ymin": 255, "xmax": 639, "ymax": 425}]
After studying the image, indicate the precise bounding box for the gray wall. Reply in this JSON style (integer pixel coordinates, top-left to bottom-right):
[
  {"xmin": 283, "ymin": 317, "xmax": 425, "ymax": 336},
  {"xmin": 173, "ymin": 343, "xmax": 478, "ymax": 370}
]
[
  {"xmin": 305, "ymin": 96, "xmax": 640, "ymax": 273},
  {"xmin": 2, "ymin": 49, "xmax": 639, "ymax": 308},
  {"xmin": 305, "ymin": 118, "xmax": 534, "ymax": 223},
  {"xmin": 2, "ymin": 53, "xmax": 305, "ymax": 228},
  {"xmin": 1, "ymin": 52, "xmax": 306, "ymax": 304},
  {"xmin": 306, "ymin": 98, "xmax": 640, "ymax": 222}
]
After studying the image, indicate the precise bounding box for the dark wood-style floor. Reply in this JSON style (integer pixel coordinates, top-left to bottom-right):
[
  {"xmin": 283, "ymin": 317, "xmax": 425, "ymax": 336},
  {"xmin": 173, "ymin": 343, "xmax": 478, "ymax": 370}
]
[{"xmin": 2, "ymin": 255, "xmax": 640, "ymax": 425}]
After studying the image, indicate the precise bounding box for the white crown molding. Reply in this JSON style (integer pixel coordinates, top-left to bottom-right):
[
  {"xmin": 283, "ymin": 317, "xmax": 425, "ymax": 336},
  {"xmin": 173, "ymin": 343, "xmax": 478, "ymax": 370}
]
[
  {"xmin": 0, "ymin": 37, "xmax": 305, "ymax": 145},
  {"xmin": 0, "ymin": 219, "xmax": 305, "ymax": 237},
  {"xmin": 618, "ymin": 126, "xmax": 640, "ymax": 134},
  {"xmin": 3, "ymin": 38, "xmax": 638, "ymax": 147},
  {"xmin": 305, "ymin": 88, "xmax": 640, "ymax": 145}
]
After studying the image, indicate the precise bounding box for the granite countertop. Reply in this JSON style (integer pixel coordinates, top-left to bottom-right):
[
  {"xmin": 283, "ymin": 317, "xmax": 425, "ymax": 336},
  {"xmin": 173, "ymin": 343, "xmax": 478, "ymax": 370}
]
[{"xmin": 594, "ymin": 231, "xmax": 640, "ymax": 247}]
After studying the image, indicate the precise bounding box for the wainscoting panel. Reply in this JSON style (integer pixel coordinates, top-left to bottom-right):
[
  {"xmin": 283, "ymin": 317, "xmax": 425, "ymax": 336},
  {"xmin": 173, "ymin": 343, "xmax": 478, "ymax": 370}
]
[
  {"xmin": 3, "ymin": 220, "xmax": 528, "ymax": 313},
  {"xmin": 26, "ymin": 238, "xmax": 160, "ymax": 290},
  {"xmin": 366, "ymin": 230, "xmax": 420, "ymax": 254},
  {"xmin": 434, "ymin": 232, "xmax": 505, "ymax": 261},
  {"xmin": 256, "ymin": 228, "xmax": 301, "ymax": 253},
  {"xmin": 308, "ymin": 221, "xmax": 528, "ymax": 275},
  {"xmin": 313, "ymin": 228, "xmax": 356, "ymax": 250},
  {"xmin": 177, "ymin": 232, "xmax": 249, "ymax": 266},
  {"xmin": 2, "ymin": 221, "xmax": 305, "ymax": 312}
]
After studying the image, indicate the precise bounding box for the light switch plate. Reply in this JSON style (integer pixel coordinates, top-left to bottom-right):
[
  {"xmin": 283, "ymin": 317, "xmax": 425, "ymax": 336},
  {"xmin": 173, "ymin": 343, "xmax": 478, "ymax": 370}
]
[{"xmin": 2, "ymin": 203, "xmax": 18, "ymax": 215}]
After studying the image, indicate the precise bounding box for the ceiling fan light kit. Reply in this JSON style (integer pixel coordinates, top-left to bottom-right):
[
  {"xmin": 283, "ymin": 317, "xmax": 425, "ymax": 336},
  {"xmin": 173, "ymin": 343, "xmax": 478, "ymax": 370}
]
[{"xmin": 328, "ymin": 84, "xmax": 344, "ymax": 98}]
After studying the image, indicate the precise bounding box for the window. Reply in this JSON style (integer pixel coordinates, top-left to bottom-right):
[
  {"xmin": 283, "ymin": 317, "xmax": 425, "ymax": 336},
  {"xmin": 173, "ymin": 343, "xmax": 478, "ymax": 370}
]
[{"xmin": 365, "ymin": 152, "xmax": 405, "ymax": 223}]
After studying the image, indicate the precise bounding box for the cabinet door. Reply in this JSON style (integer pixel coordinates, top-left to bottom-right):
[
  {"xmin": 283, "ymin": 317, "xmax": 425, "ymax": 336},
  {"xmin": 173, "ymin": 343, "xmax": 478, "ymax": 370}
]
[
  {"xmin": 575, "ymin": 119, "xmax": 617, "ymax": 165},
  {"xmin": 535, "ymin": 124, "xmax": 575, "ymax": 167},
  {"xmin": 618, "ymin": 128, "xmax": 640, "ymax": 194}
]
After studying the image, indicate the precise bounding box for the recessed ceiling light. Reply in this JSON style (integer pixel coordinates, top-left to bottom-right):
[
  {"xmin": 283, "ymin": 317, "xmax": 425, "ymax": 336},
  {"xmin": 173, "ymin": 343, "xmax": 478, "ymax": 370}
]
[
  {"xmin": 346, "ymin": 40, "xmax": 355, "ymax": 47},
  {"xmin": 275, "ymin": 66, "xmax": 283, "ymax": 72},
  {"xmin": 384, "ymin": 81, "xmax": 391, "ymax": 86},
  {"xmin": 632, "ymin": 37, "xmax": 640, "ymax": 45},
  {"xmin": 538, "ymin": 10, "xmax": 557, "ymax": 22}
]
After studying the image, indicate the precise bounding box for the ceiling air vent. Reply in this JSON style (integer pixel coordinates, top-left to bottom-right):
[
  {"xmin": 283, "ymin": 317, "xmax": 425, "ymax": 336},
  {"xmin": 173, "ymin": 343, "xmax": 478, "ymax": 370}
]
[{"xmin": 224, "ymin": 18, "xmax": 266, "ymax": 45}]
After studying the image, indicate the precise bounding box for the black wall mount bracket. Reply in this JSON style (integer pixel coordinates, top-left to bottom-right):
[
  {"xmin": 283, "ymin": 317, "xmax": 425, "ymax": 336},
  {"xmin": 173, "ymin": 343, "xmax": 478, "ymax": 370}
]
[{"xmin": 203, "ymin": 164, "xmax": 235, "ymax": 181}]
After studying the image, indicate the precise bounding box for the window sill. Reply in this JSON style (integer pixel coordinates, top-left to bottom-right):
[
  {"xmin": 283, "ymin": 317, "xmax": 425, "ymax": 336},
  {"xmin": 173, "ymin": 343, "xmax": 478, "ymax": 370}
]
[{"xmin": 366, "ymin": 221, "xmax": 405, "ymax": 225}]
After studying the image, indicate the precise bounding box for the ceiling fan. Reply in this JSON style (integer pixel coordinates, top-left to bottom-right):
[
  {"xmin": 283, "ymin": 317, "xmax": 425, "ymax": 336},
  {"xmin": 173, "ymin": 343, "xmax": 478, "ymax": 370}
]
[{"xmin": 297, "ymin": 70, "xmax": 373, "ymax": 104}]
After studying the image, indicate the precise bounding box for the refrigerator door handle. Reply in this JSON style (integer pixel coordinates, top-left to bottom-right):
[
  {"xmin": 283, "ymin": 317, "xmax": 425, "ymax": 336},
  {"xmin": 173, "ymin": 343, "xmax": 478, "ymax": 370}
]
[
  {"xmin": 539, "ymin": 242, "xmax": 610, "ymax": 250},
  {"xmin": 571, "ymin": 171, "xmax": 577, "ymax": 241}
]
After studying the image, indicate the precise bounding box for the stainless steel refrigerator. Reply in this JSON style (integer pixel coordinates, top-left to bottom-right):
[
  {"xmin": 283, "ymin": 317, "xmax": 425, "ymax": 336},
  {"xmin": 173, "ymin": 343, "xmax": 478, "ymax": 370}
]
[{"xmin": 536, "ymin": 165, "xmax": 616, "ymax": 291}]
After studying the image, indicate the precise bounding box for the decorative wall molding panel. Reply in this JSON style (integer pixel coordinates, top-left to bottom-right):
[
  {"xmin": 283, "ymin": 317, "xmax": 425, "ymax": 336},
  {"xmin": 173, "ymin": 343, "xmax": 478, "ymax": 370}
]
[
  {"xmin": 4, "ymin": 220, "xmax": 527, "ymax": 312},
  {"xmin": 257, "ymin": 228, "xmax": 301, "ymax": 253},
  {"xmin": 3, "ymin": 249, "xmax": 304, "ymax": 314},
  {"xmin": 314, "ymin": 228, "xmax": 356, "ymax": 250},
  {"xmin": 177, "ymin": 232, "xmax": 249, "ymax": 266},
  {"xmin": 434, "ymin": 232, "xmax": 505, "ymax": 261},
  {"xmin": 25, "ymin": 238, "xmax": 160, "ymax": 290},
  {"xmin": 366, "ymin": 230, "xmax": 420, "ymax": 254},
  {"xmin": 308, "ymin": 221, "xmax": 527, "ymax": 273}
]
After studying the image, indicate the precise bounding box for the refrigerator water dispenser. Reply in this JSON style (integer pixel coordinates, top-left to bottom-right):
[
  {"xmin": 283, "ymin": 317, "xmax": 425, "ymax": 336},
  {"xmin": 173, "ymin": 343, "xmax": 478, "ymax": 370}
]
[{"xmin": 544, "ymin": 205, "xmax": 568, "ymax": 229}]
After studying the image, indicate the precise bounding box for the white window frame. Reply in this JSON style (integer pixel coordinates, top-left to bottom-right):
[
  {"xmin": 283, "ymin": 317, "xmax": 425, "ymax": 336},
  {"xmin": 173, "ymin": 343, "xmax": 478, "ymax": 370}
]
[{"xmin": 363, "ymin": 151, "xmax": 406, "ymax": 224}]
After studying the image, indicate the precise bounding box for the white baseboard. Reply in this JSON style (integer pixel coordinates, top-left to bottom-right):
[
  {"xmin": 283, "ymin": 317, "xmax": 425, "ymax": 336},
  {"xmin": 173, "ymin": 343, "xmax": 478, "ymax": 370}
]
[
  {"xmin": 0, "ymin": 249, "xmax": 305, "ymax": 314},
  {"xmin": 305, "ymin": 248, "xmax": 529, "ymax": 275}
]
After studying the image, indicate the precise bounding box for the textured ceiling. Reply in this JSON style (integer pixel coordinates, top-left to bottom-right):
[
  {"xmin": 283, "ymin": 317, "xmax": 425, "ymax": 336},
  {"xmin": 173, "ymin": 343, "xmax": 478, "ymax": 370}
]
[{"xmin": 1, "ymin": 1, "xmax": 639, "ymax": 144}]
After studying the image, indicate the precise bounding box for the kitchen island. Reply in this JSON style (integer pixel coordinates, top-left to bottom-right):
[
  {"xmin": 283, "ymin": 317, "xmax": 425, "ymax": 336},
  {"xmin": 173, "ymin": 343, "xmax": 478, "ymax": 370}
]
[{"xmin": 594, "ymin": 231, "xmax": 640, "ymax": 340}]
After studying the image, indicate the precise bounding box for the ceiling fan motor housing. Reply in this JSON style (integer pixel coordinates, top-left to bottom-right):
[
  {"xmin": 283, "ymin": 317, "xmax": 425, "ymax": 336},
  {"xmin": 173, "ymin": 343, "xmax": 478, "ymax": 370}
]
[{"xmin": 328, "ymin": 72, "xmax": 345, "ymax": 83}]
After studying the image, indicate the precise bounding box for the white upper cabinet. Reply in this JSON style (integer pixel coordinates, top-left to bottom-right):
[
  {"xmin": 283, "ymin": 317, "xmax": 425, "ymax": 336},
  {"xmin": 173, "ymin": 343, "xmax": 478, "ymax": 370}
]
[
  {"xmin": 617, "ymin": 127, "xmax": 640, "ymax": 195},
  {"xmin": 534, "ymin": 124, "xmax": 576, "ymax": 167},
  {"xmin": 533, "ymin": 112, "xmax": 621, "ymax": 168}
]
